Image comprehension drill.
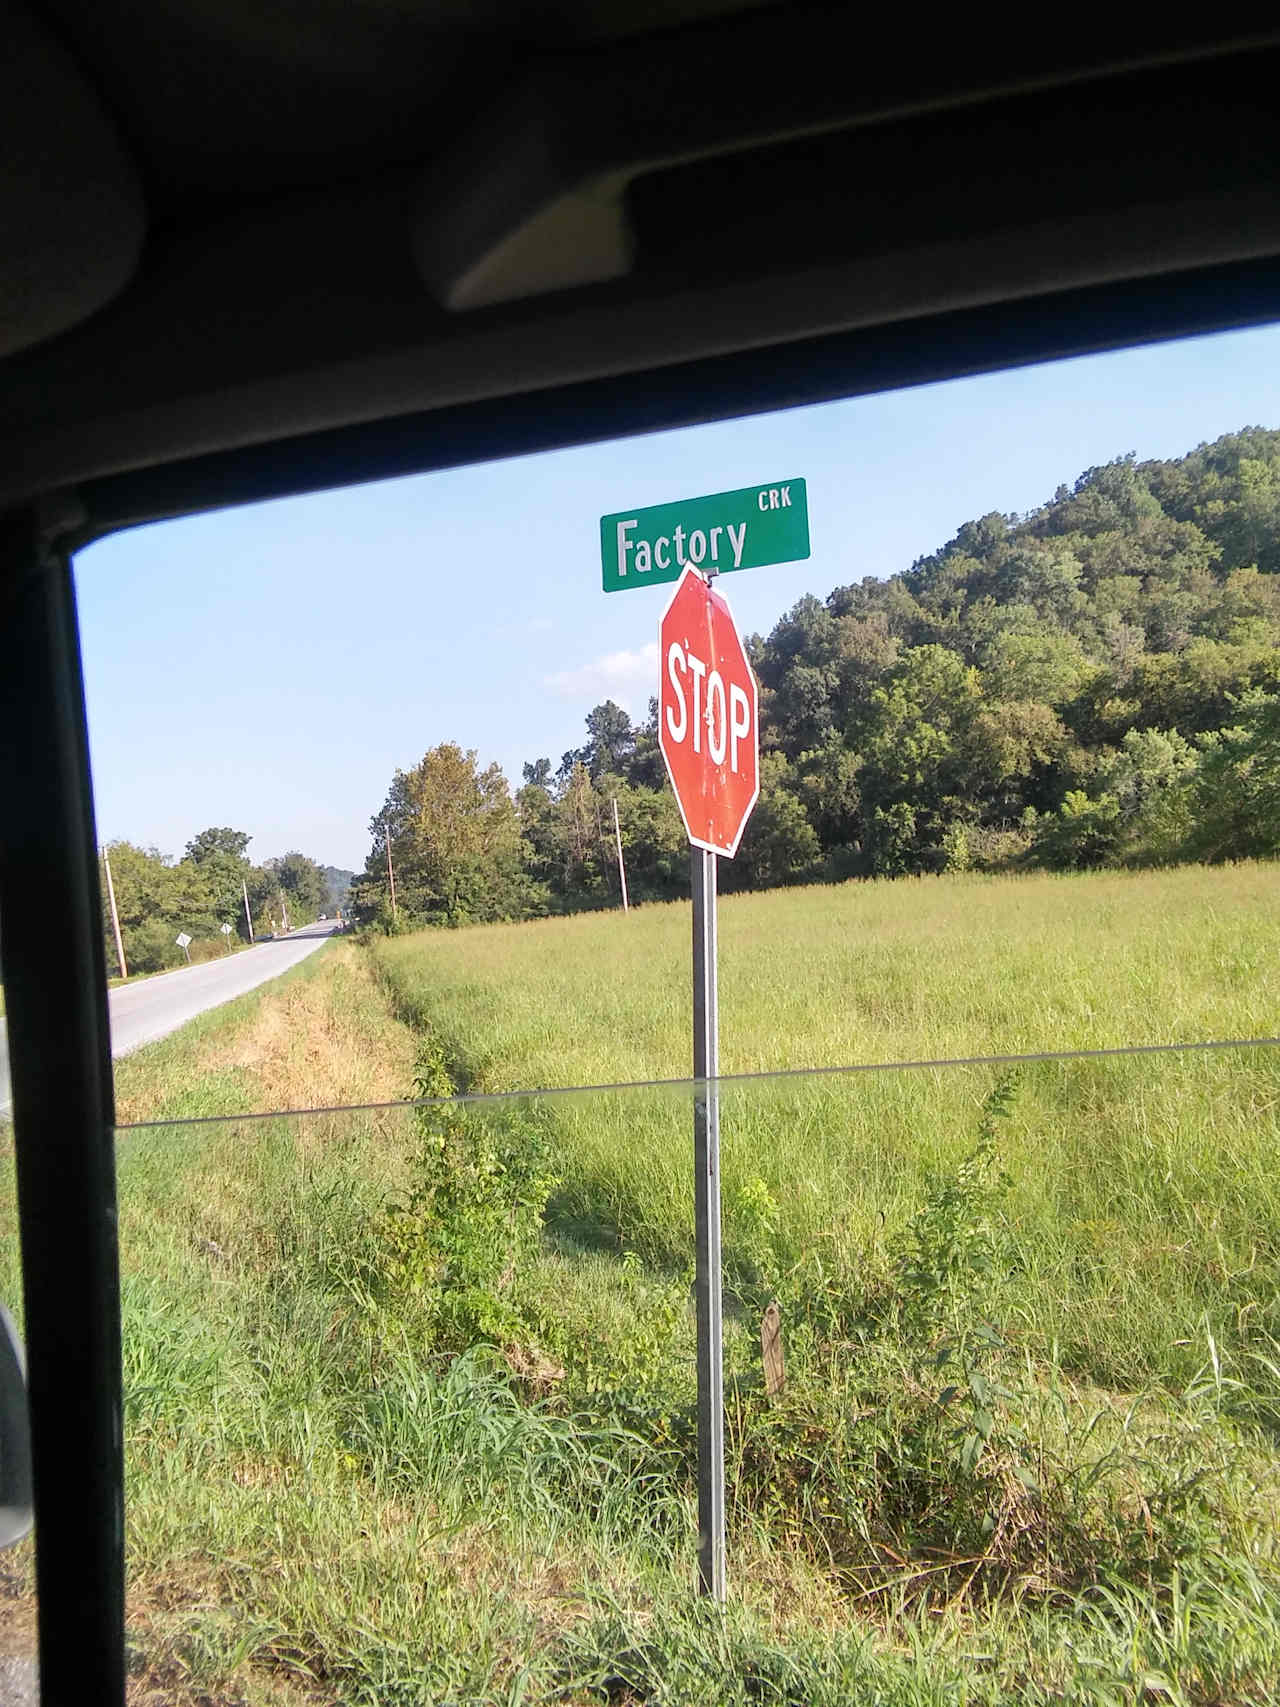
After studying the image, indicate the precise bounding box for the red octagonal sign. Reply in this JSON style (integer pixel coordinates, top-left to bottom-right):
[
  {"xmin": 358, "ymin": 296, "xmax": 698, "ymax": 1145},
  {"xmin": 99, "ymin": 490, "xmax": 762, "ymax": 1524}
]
[{"xmin": 659, "ymin": 566, "xmax": 760, "ymax": 858}]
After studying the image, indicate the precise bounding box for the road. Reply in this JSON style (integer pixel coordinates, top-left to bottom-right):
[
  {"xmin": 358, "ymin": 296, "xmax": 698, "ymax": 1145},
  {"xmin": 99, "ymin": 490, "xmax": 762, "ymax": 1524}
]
[{"xmin": 0, "ymin": 921, "xmax": 339, "ymax": 1116}]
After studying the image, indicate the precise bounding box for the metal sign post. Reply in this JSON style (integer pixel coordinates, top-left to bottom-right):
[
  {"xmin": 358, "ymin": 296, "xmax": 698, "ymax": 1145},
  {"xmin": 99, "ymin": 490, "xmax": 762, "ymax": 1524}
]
[
  {"xmin": 691, "ymin": 844, "xmax": 725, "ymax": 1600},
  {"xmin": 616, "ymin": 483, "xmax": 782, "ymax": 1604},
  {"xmin": 656, "ymin": 566, "xmax": 761, "ymax": 1603}
]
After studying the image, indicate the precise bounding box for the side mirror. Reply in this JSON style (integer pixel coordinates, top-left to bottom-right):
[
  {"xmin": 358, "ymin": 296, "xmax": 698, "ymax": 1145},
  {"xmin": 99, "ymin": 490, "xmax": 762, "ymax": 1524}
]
[{"xmin": 0, "ymin": 1303, "xmax": 33, "ymax": 1548}]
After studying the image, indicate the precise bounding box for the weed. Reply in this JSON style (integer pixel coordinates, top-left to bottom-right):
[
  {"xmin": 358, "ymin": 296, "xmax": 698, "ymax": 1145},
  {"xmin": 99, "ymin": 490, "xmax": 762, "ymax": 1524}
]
[{"xmin": 377, "ymin": 1047, "xmax": 559, "ymax": 1349}]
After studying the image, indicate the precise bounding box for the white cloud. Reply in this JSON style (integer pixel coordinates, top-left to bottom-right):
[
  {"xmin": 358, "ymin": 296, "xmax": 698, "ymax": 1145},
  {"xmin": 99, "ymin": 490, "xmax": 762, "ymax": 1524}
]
[{"xmin": 542, "ymin": 642, "xmax": 659, "ymax": 713}]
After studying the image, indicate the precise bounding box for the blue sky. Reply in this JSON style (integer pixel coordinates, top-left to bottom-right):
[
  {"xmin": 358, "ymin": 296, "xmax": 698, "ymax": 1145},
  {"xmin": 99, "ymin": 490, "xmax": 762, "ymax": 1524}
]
[{"xmin": 75, "ymin": 324, "xmax": 1280, "ymax": 874}]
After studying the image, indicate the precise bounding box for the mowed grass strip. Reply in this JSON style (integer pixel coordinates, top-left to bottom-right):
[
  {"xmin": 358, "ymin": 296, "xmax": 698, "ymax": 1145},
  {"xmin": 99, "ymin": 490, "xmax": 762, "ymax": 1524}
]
[{"xmin": 111, "ymin": 938, "xmax": 416, "ymax": 1126}]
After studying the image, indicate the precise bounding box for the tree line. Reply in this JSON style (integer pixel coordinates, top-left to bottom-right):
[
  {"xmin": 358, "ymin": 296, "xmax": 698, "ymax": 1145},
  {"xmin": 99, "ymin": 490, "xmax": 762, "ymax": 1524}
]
[
  {"xmin": 101, "ymin": 829, "xmax": 345, "ymax": 974},
  {"xmin": 350, "ymin": 427, "xmax": 1280, "ymax": 928}
]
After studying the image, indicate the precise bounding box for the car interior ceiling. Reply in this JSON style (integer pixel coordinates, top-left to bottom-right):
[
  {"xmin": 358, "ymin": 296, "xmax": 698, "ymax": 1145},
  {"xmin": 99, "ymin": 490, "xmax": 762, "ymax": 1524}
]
[{"xmin": 5, "ymin": 7, "xmax": 1280, "ymax": 1698}]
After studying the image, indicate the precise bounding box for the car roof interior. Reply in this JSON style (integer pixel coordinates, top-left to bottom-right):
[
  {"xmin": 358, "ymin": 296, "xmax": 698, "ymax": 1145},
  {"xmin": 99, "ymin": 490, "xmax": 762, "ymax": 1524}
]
[
  {"xmin": 6, "ymin": 12, "xmax": 1280, "ymax": 535},
  {"xmin": 5, "ymin": 9, "xmax": 1280, "ymax": 1700}
]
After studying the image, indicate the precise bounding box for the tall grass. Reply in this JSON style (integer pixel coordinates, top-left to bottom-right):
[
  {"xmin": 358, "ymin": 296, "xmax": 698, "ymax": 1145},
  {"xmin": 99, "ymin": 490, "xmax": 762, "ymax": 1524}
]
[
  {"xmin": 371, "ymin": 865, "xmax": 1280, "ymax": 1395},
  {"xmin": 370, "ymin": 863, "xmax": 1280, "ymax": 1087},
  {"xmin": 356, "ymin": 864, "xmax": 1280, "ymax": 1700},
  {"xmin": 105, "ymin": 1083, "xmax": 1280, "ymax": 1703},
  {"xmin": 3, "ymin": 869, "xmax": 1279, "ymax": 1702}
]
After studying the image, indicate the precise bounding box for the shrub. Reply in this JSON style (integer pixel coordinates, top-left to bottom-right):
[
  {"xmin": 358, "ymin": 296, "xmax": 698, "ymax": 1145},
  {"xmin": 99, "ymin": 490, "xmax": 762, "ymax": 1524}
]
[
  {"xmin": 124, "ymin": 918, "xmax": 184, "ymax": 974},
  {"xmin": 377, "ymin": 1048, "xmax": 558, "ymax": 1348}
]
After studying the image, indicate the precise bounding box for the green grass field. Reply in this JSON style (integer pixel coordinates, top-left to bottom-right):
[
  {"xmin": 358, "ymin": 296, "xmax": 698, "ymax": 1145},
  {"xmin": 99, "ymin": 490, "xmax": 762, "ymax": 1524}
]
[
  {"xmin": 371, "ymin": 863, "xmax": 1280, "ymax": 1086},
  {"xmin": 3, "ymin": 866, "xmax": 1279, "ymax": 1704},
  {"xmin": 370, "ymin": 865, "xmax": 1280, "ymax": 1391}
]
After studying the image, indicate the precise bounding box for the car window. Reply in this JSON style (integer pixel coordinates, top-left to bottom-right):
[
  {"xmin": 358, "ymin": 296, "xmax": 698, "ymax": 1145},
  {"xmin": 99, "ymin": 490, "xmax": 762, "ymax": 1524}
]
[{"xmin": 11, "ymin": 322, "xmax": 1280, "ymax": 1702}]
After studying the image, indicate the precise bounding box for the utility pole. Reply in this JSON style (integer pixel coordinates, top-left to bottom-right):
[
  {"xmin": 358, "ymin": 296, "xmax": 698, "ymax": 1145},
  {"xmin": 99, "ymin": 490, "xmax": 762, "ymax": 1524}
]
[
  {"xmin": 101, "ymin": 846, "xmax": 127, "ymax": 980},
  {"xmin": 611, "ymin": 797, "xmax": 629, "ymax": 913},
  {"xmin": 279, "ymin": 889, "xmax": 290, "ymax": 934},
  {"xmin": 242, "ymin": 878, "xmax": 254, "ymax": 943},
  {"xmin": 385, "ymin": 835, "xmax": 398, "ymax": 920}
]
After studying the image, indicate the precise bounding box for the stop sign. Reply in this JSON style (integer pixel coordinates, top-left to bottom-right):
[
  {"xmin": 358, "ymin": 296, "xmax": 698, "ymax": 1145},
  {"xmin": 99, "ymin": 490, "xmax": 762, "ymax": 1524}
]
[{"xmin": 659, "ymin": 566, "xmax": 759, "ymax": 857}]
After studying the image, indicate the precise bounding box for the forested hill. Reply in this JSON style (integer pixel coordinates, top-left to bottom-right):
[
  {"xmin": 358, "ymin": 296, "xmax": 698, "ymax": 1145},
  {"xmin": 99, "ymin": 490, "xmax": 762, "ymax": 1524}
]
[
  {"xmin": 352, "ymin": 429, "xmax": 1280, "ymax": 928},
  {"xmin": 748, "ymin": 426, "xmax": 1280, "ymax": 877}
]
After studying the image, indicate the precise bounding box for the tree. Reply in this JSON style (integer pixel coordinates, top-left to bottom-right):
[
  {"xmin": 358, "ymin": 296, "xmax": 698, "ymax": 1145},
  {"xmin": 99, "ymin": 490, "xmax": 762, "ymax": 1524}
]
[
  {"xmin": 582, "ymin": 701, "xmax": 636, "ymax": 778},
  {"xmin": 854, "ymin": 646, "xmax": 987, "ymax": 870},
  {"xmin": 1185, "ymin": 688, "xmax": 1280, "ymax": 862},
  {"xmin": 979, "ymin": 629, "xmax": 1089, "ymax": 706},
  {"xmin": 610, "ymin": 781, "xmax": 687, "ymax": 901},
  {"xmin": 263, "ymin": 852, "xmax": 328, "ymax": 928},
  {"xmin": 350, "ymin": 426, "xmax": 1280, "ymax": 906},
  {"xmin": 184, "ymin": 827, "xmax": 251, "ymax": 864},
  {"xmin": 361, "ymin": 744, "xmax": 539, "ymax": 927},
  {"xmin": 725, "ymin": 755, "xmax": 821, "ymax": 890},
  {"xmin": 739, "ymin": 427, "xmax": 1280, "ymax": 881},
  {"xmin": 184, "ymin": 825, "xmax": 253, "ymax": 933},
  {"xmin": 556, "ymin": 700, "xmax": 636, "ymax": 782},
  {"xmin": 100, "ymin": 840, "xmax": 220, "ymax": 970},
  {"xmin": 753, "ymin": 595, "xmax": 843, "ymax": 755},
  {"xmin": 621, "ymin": 698, "xmax": 667, "ymax": 791},
  {"xmin": 1029, "ymin": 790, "xmax": 1123, "ymax": 870}
]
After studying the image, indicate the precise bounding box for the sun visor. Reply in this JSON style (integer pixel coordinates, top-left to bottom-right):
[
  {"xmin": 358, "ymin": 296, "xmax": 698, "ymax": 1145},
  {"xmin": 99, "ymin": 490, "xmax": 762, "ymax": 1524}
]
[{"xmin": 0, "ymin": 1, "xmax": 145, "ymax": 358}]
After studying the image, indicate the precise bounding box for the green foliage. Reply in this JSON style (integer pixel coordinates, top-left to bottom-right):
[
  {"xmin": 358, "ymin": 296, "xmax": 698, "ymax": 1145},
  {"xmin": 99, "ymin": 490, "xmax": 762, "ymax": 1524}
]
[
  {"xmin": 516, "ymin": 747, "xmax": 689, "ymax": 913},
  {"xmin": 125, "ymin": 916, "xmax": 187, "ymax": 975},
  {"xmin": 101, "ymin": 828, "xmax": 332, "ymax": 972},
  {"xmin": 354, "ymin": 742, "xmax": 543, "ymax": 928},
  {"xmin": 890, "ymin": 1076, "xmax": 1015, "ymax": 1345},
  {"xmin": 377, "ymin": 1047, "xmax": 558, "ymax": 1347},
  {"xmin": 724, "ymin": 753, "xmax": 821, "ymax": 890},
  {"xmin": 102, "ymin": 834, "xmax": 237, "ymax": 971},
  {"xmin": 885, "ymin": 1078, "xmax": 1018, "ymax": 1491},
  {"xmin": 255, "ymin": 849, "xmax": 328, "ymax": 931},
  {"xmin": 342, "ymin": 429, "xmax": 1280, "ymax": 911},
  {"xmin": 183, "ymin": 824, "xmax": 254, "ymax": 936},
  {"xmin": 1029, "ymin": 789, "xmax": 1124, "ymax": 869},
  {"xmin": 1031, "ymin": 726, "xmax": 1201, "ymax": 869},
  {"xmin": 1185, "ymin": 685, "xmax": 1280, "ymax": 861},
  {"xmin": 745, "ymin": 433, "xmax": 1280, "ymax": 880},
  {"xmin": 941, "ymin": 820, "xmax": 973, "ymax": 871},
  {"xmin": 560, "ymin": 696, "xmax": 637, "ymax": 780},
  {"xmin": 438, "ymin": 430, "xmax": 1280, "ymax": 910}
]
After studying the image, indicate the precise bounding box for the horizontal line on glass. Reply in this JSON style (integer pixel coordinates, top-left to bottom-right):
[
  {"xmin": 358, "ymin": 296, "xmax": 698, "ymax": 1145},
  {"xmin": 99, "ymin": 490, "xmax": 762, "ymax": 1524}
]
[{"xmin": 115, "ymin": 1034, "xmax": 1280, "ymax": 1133}]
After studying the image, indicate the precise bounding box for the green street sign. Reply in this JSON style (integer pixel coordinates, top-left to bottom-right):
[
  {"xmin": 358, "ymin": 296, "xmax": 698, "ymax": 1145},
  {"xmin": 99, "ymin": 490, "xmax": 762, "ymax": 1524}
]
[{"xmin": 601, "ymin": 478, "xmax": 809, "ymax": 592}]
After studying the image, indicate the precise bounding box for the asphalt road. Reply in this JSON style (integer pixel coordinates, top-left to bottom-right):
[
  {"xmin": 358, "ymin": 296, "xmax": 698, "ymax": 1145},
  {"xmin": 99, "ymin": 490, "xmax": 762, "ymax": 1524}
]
[{"xmin": 0, "ymin": 921, "xmax": 339, "ymax": 1116}]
